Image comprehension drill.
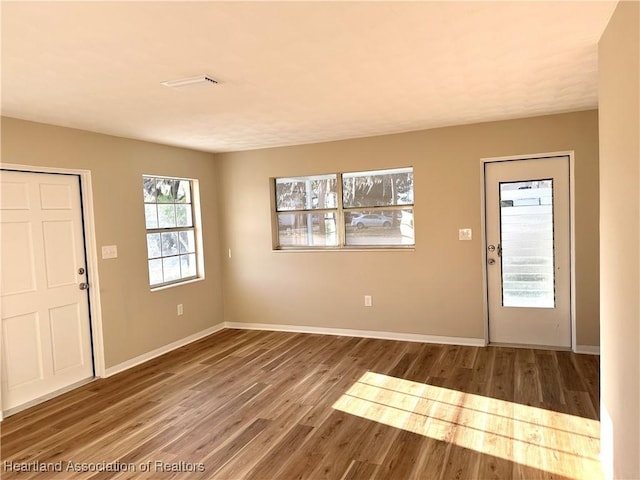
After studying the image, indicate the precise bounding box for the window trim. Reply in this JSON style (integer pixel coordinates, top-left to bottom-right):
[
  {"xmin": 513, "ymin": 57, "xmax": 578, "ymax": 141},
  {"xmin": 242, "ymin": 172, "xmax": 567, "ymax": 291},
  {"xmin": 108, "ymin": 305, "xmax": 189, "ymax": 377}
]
[
  {"xmin": 271, "ymin": 167, "xmax": 415, "ymax": 251},
  {"xmin": 143, "ymin": 175, "xmax": 204, "ymax": 289}
]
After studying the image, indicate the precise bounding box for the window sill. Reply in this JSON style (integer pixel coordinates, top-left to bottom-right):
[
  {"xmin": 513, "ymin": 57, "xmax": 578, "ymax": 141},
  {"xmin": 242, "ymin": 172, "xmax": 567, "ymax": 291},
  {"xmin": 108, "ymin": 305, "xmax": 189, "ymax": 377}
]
[{"xmin": 150, "ymin": 276, "xmax": 205, "ymax": 292}]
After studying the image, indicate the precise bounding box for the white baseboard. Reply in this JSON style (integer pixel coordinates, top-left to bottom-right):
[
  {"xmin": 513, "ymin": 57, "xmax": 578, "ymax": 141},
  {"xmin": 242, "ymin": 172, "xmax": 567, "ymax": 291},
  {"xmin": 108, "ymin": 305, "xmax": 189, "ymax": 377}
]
[
  {"xmin": 103, "ymin": 321, "xmax": 593, "ymax": 381},
  {"xmin": 103, "ymin": 321, "xmax": 483, "ymax": 380},
  {"xmin": 224, "ymin": 322, "xmax": 486, "ymax": 347},
  {"xmin": 600, "ymin": 406, "xmax": 614, "ymax": 480},
  {"xmin": 104, "ymin": 323, "xmax": 226, "ymax": 377},
  {"xmin": 574, "ymin": 345, "xmax": 600, "ymax": 355}
]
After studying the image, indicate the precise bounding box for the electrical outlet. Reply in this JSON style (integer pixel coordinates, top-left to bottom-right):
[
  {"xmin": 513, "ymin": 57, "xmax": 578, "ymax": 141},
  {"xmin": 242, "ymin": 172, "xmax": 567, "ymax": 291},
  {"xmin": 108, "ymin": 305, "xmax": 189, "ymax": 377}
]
[
  {"xmin": 177, "ymin": 304, "xmax": 183, "ymax": 316},
  {"xmin": 364, "ymin": 295, "xmax": 372, "ymax": 307}
]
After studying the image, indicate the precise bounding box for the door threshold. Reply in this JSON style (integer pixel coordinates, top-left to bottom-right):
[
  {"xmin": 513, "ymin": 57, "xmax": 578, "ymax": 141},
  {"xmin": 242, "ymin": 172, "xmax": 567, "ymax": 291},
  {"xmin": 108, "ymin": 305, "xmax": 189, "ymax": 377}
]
[
  {"xmin": 2, "ymin": 377, "xmax": 96, "ymax": 419},
  {"xmin": 488, "ymin": 342, "xmax": 572, "ymax": 352}
]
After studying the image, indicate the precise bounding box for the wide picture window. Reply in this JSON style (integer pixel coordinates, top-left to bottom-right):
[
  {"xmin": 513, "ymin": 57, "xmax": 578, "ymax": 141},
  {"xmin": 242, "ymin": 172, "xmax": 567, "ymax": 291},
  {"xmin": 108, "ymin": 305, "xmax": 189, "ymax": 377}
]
[
  {"xmin": 274, "ymin": 167, "xmax": 414, "ymax": 249},
  {"xmin": 143, "ymin": 176, "xmax": 200, "ymax": 287}
]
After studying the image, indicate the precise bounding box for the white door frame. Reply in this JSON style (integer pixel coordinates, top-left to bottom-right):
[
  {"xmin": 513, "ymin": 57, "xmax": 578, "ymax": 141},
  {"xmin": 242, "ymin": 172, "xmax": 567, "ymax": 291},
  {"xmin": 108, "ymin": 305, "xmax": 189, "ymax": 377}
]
[
  {"xmin": 479, "ymin": 151, "xmax": 576, "ymax": 351},
  {"xmin": 0, "ymin": 163, "xmax": 106, "ymax": 420}
]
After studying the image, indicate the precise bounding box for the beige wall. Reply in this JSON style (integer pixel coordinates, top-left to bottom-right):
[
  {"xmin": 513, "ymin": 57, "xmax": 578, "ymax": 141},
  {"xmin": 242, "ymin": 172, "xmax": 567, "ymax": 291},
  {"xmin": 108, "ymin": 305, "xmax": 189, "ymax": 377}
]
[
  {"xmin": 598, "ymin": 1, "xmax": 640, "ymax": 478},
  {"xmin": 1, "ymin": 117, "xmax": 224, "ymax": 369},
  {"xmin": 217, "ymin": 110, "xmax": 600, "ymax": 346},
  {"xmin": 1, "ymin": 110, "xmax": 601, "ymax": 371}
]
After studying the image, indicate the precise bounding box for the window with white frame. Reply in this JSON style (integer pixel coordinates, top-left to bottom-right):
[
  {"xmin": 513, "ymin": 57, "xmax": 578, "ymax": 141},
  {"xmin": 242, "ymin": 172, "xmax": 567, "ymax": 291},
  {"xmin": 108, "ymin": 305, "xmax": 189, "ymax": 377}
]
[
  {"xmin": 143, "ymin": 176, "xmax": 201, "ymax": 287},
  {"xmin": 273, "ymin": 167, "xmax": 414, "ymax": 249}
]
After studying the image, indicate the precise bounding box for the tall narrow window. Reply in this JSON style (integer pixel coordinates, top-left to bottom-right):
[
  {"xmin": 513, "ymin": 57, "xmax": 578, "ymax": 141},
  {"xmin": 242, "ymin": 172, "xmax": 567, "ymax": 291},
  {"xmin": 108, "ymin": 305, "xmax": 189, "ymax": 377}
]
[{"xmin": 143, "ymin": 176, "xmax": 201, "ymax": 287}]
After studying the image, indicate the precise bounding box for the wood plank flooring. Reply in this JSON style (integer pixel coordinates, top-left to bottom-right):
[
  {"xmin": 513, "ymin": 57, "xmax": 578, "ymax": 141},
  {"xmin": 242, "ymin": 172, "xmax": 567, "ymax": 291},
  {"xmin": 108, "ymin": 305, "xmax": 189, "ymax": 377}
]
[{"xmin": 0, "ymin": 329, "xmax": 601, "ymax": 479}]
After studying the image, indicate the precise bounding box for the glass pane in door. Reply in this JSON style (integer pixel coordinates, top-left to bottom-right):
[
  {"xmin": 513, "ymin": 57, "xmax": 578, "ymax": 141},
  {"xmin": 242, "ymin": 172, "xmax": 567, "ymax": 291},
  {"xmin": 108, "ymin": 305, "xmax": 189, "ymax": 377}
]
[{"xmin": 499, "ymin": 180, "xmax": 555, "ymax": 308}]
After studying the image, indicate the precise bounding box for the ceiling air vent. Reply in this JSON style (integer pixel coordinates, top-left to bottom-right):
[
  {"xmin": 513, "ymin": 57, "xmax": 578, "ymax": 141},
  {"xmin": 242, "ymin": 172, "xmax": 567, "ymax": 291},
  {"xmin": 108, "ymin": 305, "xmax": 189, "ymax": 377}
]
[{"xmin": 161, "ymin": 75, "xmax": 218, "ymax": 88}]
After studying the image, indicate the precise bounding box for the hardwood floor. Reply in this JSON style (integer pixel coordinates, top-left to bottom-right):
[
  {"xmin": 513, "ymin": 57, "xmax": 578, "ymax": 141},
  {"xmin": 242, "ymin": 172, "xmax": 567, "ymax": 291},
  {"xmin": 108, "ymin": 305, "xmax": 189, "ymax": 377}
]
[{"xmin": 1, "ymin": 329, "xmax": 601, "ymax": 479}]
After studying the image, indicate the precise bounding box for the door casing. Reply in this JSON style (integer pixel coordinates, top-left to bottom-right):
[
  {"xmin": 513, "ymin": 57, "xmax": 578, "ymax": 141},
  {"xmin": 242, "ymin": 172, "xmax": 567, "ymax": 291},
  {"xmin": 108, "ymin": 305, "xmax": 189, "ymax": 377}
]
[
  {"xmin": 0, "ymin": 163, "xmax": 105, "ymax": 420},
  {"xmin": 480, "ymin": 151, "xmax": 577, "ymax": 351}
]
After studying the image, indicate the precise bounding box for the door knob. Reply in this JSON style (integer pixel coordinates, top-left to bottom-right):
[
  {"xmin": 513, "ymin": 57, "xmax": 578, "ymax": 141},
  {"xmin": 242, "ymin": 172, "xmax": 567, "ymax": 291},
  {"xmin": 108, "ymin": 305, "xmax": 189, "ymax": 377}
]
[{"xmin": 79, "ymin": 282, "xmax": 89, "ymax": 290}]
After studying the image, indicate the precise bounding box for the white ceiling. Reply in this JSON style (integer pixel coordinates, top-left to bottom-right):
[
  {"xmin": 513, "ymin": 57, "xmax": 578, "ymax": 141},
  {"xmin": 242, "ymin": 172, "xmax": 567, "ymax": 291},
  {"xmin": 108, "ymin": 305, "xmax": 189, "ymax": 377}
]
[{"xmin": 1, "ymin": 1, "xmax": 617, "ymax": 153}]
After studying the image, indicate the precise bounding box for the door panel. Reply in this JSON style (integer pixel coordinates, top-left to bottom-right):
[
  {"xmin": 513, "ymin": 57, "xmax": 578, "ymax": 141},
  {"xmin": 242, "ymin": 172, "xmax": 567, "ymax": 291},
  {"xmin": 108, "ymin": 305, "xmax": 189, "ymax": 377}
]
[
  {"xmin": 485, "ymin": 156, "xmax": 571, "ymax": 347},
  {"xmin": 0, "ymin": 182, "xmax": 30, "ymax": 209},
  {"xmin": 1, "ymin": 170, "xmax": 93, "ymax": 412},
  {"xmin": 43, "ymin": 220, "xmax": 78, "ymax": 287},
  {"xmin": 1, "ymin": 221, "xmax": 37, "ymax": 295},
  {"xmin": 50, "ymin": 303, "xmax": 85, "ymax": 373},
  {"xmin": 2, "ymin": 313, "xmax": 44, "ymax": 388},
  {"xmin": 39, "ymin": 183, "xmax": 73, "ymax": 209}
]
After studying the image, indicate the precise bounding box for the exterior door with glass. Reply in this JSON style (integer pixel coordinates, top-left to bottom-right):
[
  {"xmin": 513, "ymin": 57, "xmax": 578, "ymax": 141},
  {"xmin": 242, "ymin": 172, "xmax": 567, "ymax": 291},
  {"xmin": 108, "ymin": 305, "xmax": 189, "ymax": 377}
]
[{"xmin": 485, "ymin": 156, "xmax": 571, "ymax": 348}]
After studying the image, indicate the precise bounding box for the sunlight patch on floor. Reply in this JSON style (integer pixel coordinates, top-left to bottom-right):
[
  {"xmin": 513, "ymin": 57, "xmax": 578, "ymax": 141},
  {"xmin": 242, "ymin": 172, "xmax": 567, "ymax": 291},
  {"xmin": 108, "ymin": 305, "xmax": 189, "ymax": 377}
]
[{"xmin": 332, "ymin": 371, "xmax": 602, "ymax": 480}]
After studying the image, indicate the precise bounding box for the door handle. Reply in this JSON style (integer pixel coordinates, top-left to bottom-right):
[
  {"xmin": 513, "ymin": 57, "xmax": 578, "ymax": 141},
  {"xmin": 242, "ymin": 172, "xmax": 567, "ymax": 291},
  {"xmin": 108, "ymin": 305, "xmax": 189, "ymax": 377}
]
[{"xmin": 79, "ymin": 282, "xmax": 89, "ymax": 290}]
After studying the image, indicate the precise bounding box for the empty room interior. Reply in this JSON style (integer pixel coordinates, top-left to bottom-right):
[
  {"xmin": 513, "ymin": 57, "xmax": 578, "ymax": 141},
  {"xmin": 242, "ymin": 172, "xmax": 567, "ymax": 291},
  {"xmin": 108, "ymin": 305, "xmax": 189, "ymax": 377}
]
[{"xmin": 0, "ymin": 1, "xmax": 638, "ymax": 479}]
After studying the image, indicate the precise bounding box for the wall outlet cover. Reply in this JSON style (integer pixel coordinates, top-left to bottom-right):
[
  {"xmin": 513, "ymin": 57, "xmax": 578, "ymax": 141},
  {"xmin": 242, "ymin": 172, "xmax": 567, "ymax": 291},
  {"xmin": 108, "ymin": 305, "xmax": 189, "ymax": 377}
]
[
  {"xmin": 459, "ymin": 228, "xmax": 472, "ymax": 241},
  {"xmin": 101, "ymin": 245, "xmax": 118, "ymax": 259}
]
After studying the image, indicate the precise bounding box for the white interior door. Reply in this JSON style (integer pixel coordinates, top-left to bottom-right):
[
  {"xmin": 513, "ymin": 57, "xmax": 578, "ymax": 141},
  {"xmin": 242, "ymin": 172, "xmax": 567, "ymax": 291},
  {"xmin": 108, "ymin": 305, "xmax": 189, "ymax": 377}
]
[
  {"xmin": 485, "ymin": 156, "xmax": 571, "ymax": 348},
  {"xmin": 1, "ymin": 170, "xmax": 94, "ymax": 412}
]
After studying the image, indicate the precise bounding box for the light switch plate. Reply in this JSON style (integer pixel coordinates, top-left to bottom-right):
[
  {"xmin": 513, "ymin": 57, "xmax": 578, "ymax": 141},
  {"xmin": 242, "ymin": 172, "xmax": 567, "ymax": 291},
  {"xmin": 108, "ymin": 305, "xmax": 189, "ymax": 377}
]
[
  {"xmin": 101, "ymin": 245, "xmax": 118, "ymax": 259},
  {"xmin": 459, "ymin": 228, "xmax": 472, "ymax": 241}
]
